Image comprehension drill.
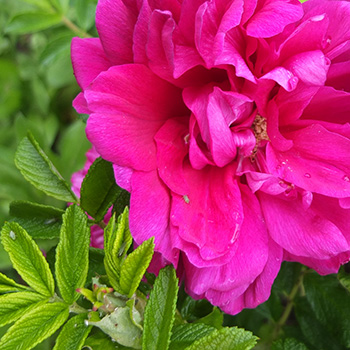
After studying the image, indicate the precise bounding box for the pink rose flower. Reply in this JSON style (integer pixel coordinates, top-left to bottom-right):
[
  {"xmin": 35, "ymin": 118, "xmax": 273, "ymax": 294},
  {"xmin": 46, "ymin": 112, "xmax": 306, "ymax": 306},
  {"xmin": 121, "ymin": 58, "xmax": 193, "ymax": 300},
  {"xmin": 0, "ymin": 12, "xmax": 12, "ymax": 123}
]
[
  {"xmin": 72, "ymin": 0, "xmax": 350, "ymax": 314},
  {"xmin": 71, "ymin": 147, "xmax": 107, "ymax": 249}
]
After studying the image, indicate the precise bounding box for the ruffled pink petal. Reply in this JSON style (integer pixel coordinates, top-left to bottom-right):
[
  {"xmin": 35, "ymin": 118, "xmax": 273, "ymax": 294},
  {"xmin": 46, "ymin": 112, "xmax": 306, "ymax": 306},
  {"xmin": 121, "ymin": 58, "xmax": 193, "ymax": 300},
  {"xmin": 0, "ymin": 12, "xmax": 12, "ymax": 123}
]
[
  {"xmin": 284, "ymin": 251, "xmax": 350, "ymax": 276},
  {"xmin": 266, "ymin": 141, "xmax": 350, "ymax": 198},
  {"xmin": 183, "ymin": 184, "xmax": 269, "ymax": 302},
  {"xmin": 133, "ymin": 0, "xmax": 152, "ymax": 64},
  {"xmin": 277, "ymin": 13, "xmax": 329, "ymax": 63},
  {"xmin": 146, "ymin": 10, "xmax": 176, "ymax": 83},
  {"xmin": 170, "ymin": 162, "xmax": 244, "ymax": 266},
  {"xmin": 219, "ymin": 238, "xmax": 283, "ymax": 315},
  {"xmin": 71, "ymin": 37, "xmax": 111, "ymax": 90},
  {"xmin": 284, "ymin": 124, "xmax": 350, "ymax": 175},
  {"xmin": 183, "ymin": 85, "xmax": 254, "ymax": 167},
  {"xmin": 283, "ymin": 50, "xmax": 330, "ymax": 86},
  {"xmin": 303, "ymin": 86, "xmax": 350, "ymax": 125},
  {"xmin": 155, "ymin": 117, "xmax": 190, "ymax": 195},
  {"xmin": 302, "ymin": 0, "xmax": 350, "ymax": 59},
  {"xmin": 326, "ymin": 61, "xmax": 350, "ymax": 92},
  {"xmin": 246, "ymin": 0, "xmax": 303, "ymax": 38},
  {"xmin": 73, "ymin": 92, "xmax": 90, "ymax": 115},
  {"xmin": 95, "ymin": 0, "xmax": 138, "ymax": 64},
  {"xmin": 85, "ymin": 64, "xmax": 186, "ymax": 171},
  {"xmin": 194, "ymin": 0, "xmax": 244, "ymax": 67},
  {"xmin": 129, "ymin": 170, "xmax": 179, "ymax": 266},
  {"xmin": 259, "ymin": 191, "xmax": 350, "ymax": 259},
  {"xmin": 113, "ymin": 164, "xmax": 133, "ymax": 192}
]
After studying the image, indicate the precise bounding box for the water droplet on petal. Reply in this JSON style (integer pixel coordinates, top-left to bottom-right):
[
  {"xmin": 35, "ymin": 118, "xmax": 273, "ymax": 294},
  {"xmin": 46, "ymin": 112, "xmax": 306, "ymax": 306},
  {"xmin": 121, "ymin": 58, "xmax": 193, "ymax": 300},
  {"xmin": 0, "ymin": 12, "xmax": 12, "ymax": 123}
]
[
  {"xmin": 304, "ymin": 173, "xmax": 311, "ymax": 178},
  {"xmin": 9, "ymin": 231, "xmax": 16, "ymax": 240},
  {"xmin": 343, "ymin": 175, "xmax": 350, "ymax": 182}
]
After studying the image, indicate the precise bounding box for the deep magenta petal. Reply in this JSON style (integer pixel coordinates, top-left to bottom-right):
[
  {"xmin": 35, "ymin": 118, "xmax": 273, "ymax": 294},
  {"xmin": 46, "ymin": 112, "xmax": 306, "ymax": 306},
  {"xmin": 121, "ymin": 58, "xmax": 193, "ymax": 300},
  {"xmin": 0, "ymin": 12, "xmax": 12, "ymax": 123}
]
[
  {"xmin": 259, "ymin": 192, "xmax": 350, "ymax": 259},
  {"xmin": 171, "ymin": 163, "xmax": 244, "ymax": 264},
  {"xmin": 246, "ymin": 0, "xmax": 303, "ymax": 38},
  {"xmin": 72, "ymin": 0, "xmax": 350, "ymax": 315},
  {"xmin": 130, "ymin": 170, "xmax": 179, "ymax": 266},
  {"xmin": 71, "ymin": 37, "xmax": 111, "ymax": 90},
  {"xmin": 96, "ymin": 0, "xmax": 137, "ymax": 64}
]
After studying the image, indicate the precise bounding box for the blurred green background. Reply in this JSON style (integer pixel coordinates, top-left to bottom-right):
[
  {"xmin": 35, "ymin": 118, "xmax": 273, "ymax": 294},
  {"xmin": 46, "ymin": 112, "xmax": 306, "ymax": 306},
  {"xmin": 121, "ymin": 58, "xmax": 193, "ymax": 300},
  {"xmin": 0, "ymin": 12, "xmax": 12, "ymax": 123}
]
[{"xmin": 0, "ymin": 0, "xmax": 98, "ymax": 278}]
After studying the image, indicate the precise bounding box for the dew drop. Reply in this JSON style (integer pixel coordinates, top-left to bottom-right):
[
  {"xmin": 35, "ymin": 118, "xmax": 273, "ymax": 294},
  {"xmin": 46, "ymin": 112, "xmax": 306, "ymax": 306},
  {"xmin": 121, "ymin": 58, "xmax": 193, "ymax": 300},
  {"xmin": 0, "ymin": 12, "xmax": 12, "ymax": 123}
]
[
  {"xmin": 9, "ymin": 231, "xmax": 16, "ymax": 240},
  {"xmin": 343, "ymin": 175, "xmax": 350, "ymax": 182},
  {"xmin": 73, "ymin": 323, "xmax": 78, "ymax": 328},
  {"xmin": 304, "ymin": 173, "xmax": 311, "ymax": 178},
  {"xmin": 84, "ymin": 320, "xmax": 89, "ymax": 327},
  {"xmin": 183, "ymin": 195, "xmax": 190, "ymax": 204}
]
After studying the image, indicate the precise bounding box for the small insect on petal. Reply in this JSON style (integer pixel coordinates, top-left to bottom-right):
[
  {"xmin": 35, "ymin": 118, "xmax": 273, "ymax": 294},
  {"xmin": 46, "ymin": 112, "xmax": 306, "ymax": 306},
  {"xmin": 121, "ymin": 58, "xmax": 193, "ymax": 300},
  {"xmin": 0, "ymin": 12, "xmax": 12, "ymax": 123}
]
[
  {"xmin": 183, "ymin": 195, "xmax": 190, "ymax": 204},
  {"xmin": 9, "ymin": 231, "xmax": 16, "ymax": 240}
]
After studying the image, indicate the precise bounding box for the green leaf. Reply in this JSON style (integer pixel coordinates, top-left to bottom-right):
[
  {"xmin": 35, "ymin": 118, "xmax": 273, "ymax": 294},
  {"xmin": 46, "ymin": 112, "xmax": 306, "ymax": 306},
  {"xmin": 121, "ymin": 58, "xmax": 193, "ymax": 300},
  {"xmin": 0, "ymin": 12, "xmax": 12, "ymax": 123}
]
[
  {"xmin": 53, "ymin": 313, "xmax": 92, "ymax": 350},
  {"xmin": 184, "ymin": 327, "xmax": 257, "ymax": 350},
  {"xmin": 0, "ymin": 272, "xmax": 27, "ymax": 293},
  {"xmin": 14, "ymin": 133, "xmax": 77, "ymax": 202},
  {"xmin": 193, "ymin": 307, "xmax": 223, "ymax": 330},
  {"xmin": 80, "ymin": 157, "xmax": 119, "ymax": 222},
  {"xmin": 87, "ymin": 304, "xmax": 142, "ymax": 349},
  {"xmin": 20, "ymin": 0, "xmax": 53, "ymax": 10},
  {"xmin": 76, "ymin": 0, "xmax": 97, "ymax": 30},
  {"xmin": 87, "ymin": 247, "xmax": 106, "ymax": 283},
  {"xmin": 142, "ymin": 265, "xmax": 179, "ymax": 350},
  {"xmin": 271, "ymin": 338, "xmax": 310, "ymax": 350},
  {"xmin": 55, "ymin": 121, "xmax": 91, "ymax": 180},
  {"xmin": 169, "ymin": 324, "xmax": 216, "ymax": 350},
  {"xmin": 338, "ymin": 265, "xmax": 350, "ymax": 292},
  {"xmin": 84, "ymin": 330, "xmax": 129, "ymax": 350},
  {"xmin": 55, "ymin": 204, "xmax": 90, "ymax": 304},
  {"xmin": 40, "ymin": 34, "xmax": 73, "ymax": 66},
  {"xmin": 0, "ymin": 302, "xmax": 69, "ymax": 350},
  {"xmin": 104, "ymin": 209, "xmax": 133, "ymax": 291},
  {"xmin": 119, "ymin": 237, "xmax": 154, "ymax": 297},
  {"xmin": 9, "ymin": 200, "xmax": 64, "ymax": 239},
  {"xmin": 1, "ymin": 222, "xmax": 55, "ymax": 297},
  {"xmin": 295, "ymin": 273, "xmax": 350, "ymax": 349},
  {"xmin": 5, "ymin": 13, "xmax": 62, "ymax": 34},
  {"xmin": 0, "ymin": 292, "xmax": 47, "ymax": 327},
  {"xmin": 112, "ymin": 188, "xmax": 130, "ymax": 218}
]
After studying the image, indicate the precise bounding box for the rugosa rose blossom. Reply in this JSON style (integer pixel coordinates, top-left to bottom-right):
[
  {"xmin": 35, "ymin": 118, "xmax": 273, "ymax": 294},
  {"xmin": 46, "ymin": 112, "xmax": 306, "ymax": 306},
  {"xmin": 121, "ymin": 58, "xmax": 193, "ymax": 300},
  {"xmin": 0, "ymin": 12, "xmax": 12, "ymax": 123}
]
[{"xmin": 72, "ymin": 0, "xmax": 350, "ymax": 314}]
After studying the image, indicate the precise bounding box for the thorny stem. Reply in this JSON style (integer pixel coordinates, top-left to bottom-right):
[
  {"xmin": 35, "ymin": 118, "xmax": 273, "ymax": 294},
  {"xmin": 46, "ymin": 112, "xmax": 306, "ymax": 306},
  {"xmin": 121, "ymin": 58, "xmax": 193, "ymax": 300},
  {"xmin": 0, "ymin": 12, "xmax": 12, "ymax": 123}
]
[
  {"xmin": 61, "ymin": 16, "xmax": 92, "ymax": 38},
  {"xmin": 272, "ymin": 267, "xmax": 307, "ymax": 340}
]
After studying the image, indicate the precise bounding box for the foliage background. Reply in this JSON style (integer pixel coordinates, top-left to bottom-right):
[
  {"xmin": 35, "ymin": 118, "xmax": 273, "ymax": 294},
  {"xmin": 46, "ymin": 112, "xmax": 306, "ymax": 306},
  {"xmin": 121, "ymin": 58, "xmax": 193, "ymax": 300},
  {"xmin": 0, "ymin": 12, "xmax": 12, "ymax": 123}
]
[{"xmin": 1, "ymin": 1, "xmax": 350, "ymax": 349}]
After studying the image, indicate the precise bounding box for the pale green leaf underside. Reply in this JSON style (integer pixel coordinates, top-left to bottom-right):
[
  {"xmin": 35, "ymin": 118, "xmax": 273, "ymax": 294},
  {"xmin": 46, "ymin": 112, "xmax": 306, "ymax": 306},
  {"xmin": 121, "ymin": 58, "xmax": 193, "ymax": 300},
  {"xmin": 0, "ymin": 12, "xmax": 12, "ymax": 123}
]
[
  {"xmin": 55, "ymin": 204, "xmax": 90, "ymax": 304},
  {"xmin": 0, "ymin": 291, "xmax": 48, "ymax": 327},
  {"xmin": 1, "ymin": 222, "xmax": 55, "ymax": 296},
  {"xmin": 142, "ymin": 265, "xmax": 179, "ymax": 350},
  {"xmin": 14, "ymin": 134, "xmax": 77, "ymax": 202},
  {"xmin": 119, "ymin": 237, "xmax": 154, "ymax": 297},
  {"xmin": 53, "ymin": 313, "xmax": 92, "ymax": 350},
  {"xmin": 184, "ymin": 327, "xmax": 258, "ymax": 350}
]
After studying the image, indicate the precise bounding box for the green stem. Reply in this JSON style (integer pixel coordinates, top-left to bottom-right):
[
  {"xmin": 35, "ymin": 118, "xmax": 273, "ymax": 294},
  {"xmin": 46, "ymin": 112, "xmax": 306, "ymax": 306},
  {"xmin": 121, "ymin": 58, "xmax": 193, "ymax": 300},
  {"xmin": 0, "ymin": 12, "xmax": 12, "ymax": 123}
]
[
  {"xmin": 61, "ymin": 16, "xmax": 92, "ymax": 38},
  {"xmin": 70, "ymin": 302, "xmax": 88, "ymax": 314},
  {"xmin": 272, "ymin": 267, "xmax": 307, "ymax": 340}
]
